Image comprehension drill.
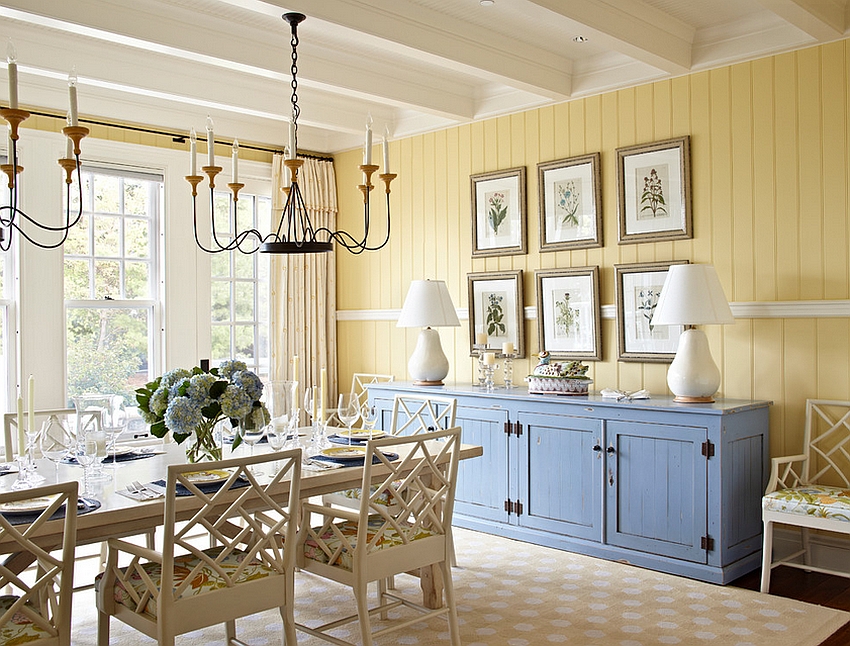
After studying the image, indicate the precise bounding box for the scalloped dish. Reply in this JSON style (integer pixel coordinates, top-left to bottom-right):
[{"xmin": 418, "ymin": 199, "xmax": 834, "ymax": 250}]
[{"xmin": 526, "ymin": 375, "xmax": 593, "ymax": 395}]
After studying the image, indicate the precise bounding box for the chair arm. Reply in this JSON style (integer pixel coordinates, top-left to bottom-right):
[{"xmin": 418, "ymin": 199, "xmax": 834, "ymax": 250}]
[
  {"xmin": 765, "ymin": 454, "xmax": 808, "ymax": 494},
  {"xmin": 106, "ymin": 537, "xmax": 163, "ymax": 564},
  {"xmin": 301, "ymin": 501, "xmax": 359, "ymax": 523}
]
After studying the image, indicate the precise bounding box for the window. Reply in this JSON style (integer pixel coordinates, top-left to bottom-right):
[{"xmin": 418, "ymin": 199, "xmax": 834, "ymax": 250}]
[
  {"xmin": 210, "ymin": 190, "xmax": 270, "ymax": 377},
  {"xmin": 0, "ymin": 156, "xmax": 11, "ymax": 413},
  {"xmin": 64, "ymin": 166, "xmax": 162, "ymax": 404}
]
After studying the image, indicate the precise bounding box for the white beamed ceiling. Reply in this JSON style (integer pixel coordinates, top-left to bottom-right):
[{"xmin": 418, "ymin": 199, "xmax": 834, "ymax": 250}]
[{"xmin": 0, "ymin": 0, "xmax": 847, "ymax": 154}]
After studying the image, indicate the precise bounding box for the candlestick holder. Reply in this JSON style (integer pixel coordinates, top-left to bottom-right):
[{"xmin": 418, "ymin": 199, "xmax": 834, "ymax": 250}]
[
  {"xmin": 473, "ymin": 344, "xmax": 488, "ymax": 387},
  {"xmin": 482, "ymin": 362, "xmax": 498, "ymax": 391},
  {"xmin": 501, "ymin": 353, "xmax": 516, "ymax": 389}
]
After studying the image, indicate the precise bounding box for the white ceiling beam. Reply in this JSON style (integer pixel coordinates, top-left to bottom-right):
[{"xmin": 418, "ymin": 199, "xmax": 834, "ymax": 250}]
[
  {"xmin": 754, "ymin": 0, "xmax": 846, "ymax": 41},
  {"xmin": 527, "ymin": 0, "xmax": 694, "ymax": 75},
  {"xmin": 0, "ymin": 0, "xmax": 476, "ymax": 122},
  {"xmin": 257, "ymin": 0, "xmax": 573, "ymax": 100}
]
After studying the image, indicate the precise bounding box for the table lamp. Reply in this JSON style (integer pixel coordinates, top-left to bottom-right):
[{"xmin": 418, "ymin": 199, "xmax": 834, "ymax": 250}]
[
  {"xmin": 397, "ymin": 280, "xmax": 460, "ymax": 385},
  {"xmin": 650, "ymin": 264, "xmax": 734, "ymax": 403}
]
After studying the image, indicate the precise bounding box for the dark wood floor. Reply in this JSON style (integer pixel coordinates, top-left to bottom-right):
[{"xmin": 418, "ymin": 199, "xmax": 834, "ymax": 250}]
[{"xmin": 732, "ymin": 566, "xmax": 850, "ymax": 645}]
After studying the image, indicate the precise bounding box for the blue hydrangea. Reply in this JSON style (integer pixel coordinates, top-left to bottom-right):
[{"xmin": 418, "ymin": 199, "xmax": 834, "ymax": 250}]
[
  {"xmin": 188, "ymin": 373, "xmax": 217, "ymax": 408},
  {"xmin": 150, "ymin": 385, "xmax": 170, "ymax": 416},
  {"xmin": 220, "ymin": 384, "xmax": 252, "ymax": 419},
  {"xmin": 218, "ymin": 360, "xmax": 248, "ymax": 381},
  {"xmin": 232, "ymin": 370, "xmax": 263, "ymax": 402},
  {"xmin": 169, "ymin": 377, "xmax": 191, "ymax": 399},
  {"xmin": 160, "ymin": 368, "xmax": 192, "ymax": 390},
  {"xmin": 164, "ymin": 396, "xmax": 203, "ymax": 437}
]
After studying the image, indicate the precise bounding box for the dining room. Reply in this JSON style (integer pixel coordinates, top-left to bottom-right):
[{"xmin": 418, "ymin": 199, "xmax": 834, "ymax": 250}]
[{"xmin": 4, "ymin": 1, "xmax": 850, "ymax": 644}]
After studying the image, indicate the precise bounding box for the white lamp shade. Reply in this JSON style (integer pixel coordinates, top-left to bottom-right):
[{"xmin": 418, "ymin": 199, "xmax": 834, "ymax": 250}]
[
  {"xmin": 651, "ymin": 264, "xmax": 734, "ymax": 327},
  {"xmin": 397, "ymin": 280, "xmax": 460, "ymax": 328}
]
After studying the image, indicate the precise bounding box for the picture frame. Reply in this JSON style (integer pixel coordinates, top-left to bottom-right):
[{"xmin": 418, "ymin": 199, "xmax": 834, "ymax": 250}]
[
  {"xmin": 537, "ymin": 153, "xmax": 602, "ymax": 251},
  {"xmin": 535, "ymin": 266, "xmax": 601, "ymax": 361},
  {"xmin": 616, "ymin": 136, "xmax": 692, "ymax": 244},
  {"xmin": 615, "ymin": 260, "xmax": 689, "ymax": 362},
  {"xmin": 467, "ymin": 270, "xmax": 525, "ymax": 358},
  {"xmin": 470, "ymin": 167, "xmax": 527, "ymax": 257}
]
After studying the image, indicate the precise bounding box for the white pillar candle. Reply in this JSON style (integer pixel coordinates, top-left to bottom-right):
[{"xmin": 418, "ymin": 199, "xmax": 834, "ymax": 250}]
[
  {"xmin": 15, "ymin": 395, "xmax": 23, "ymax": 456},
  {"xmin": 476, "ymin": 332, "xmax": 488, "ymax": 346},
  {"xmin": 27, "ymin": 374, "xmax": 34, "ymax": 442},
  {"xmin": 364, "ymin": 119, "xmax": 372, "ymax": 165},
  {"xmin": 189, "ymin": 127, "xmax": 197, "ymax": 175},
  {"xmin": 383, "ymin": 134, "xmax": 390, "ymax": 173},
  {"xmin": 502, "ymin": 342, "xmax": 515, "ymax": 355},
  {"xmin": 68, "ymin": 70, "xmax": 78, "ymax": 126},
  {"xmin": 231, "ymin": 138, "xmax": 239, "ymax": 183},
  {"xmin": 205, "ymin": 116, "xmax": 215, "ymax": 167},
  {"xmin": 483, "ymin": 352, "xmax": 496, "ymax": 366},
  {"xmin": 6, "ymin": 41, "xmax": 17, "ymax": 110}
]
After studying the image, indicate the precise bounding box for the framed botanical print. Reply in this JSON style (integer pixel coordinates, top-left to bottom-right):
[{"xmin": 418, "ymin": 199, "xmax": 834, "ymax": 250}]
[
  {"xmin": 470, "ymin": 167, "xmax": 527, "ymax": 257},
  {"xmin": 615, "ymin": 260, "xmax": 688, "ymax": 362},
  {"xmin": 535, "ymin": 266, "xmax": 601, "ymax": 361},
  {"xmin": 616, "ymin": 136, "xmax": 692, "ymax": 244},
  {"xmin": 537, "ymin": 153, "xmax": 602, "ymax": 251},
  {"xmin": 467, "ymin": 270, "xmax": 525, "ymax": 358}
]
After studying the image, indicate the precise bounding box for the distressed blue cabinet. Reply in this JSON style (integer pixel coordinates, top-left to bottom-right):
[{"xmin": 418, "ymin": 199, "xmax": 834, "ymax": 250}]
[{"xmin": 369, "ymin": 382, "xmax": 770, "ymax": 584}]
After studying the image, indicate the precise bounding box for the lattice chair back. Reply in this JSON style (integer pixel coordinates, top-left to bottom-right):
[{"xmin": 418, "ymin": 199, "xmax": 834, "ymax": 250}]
[
  {"xmin": 351, "ymin": 373, "xmax": 394, "ymax": 409},
  {"xmin": 3, "ymin": 408, "xmax": 76, "ymax": 461},
  {"xmin": 802, "ymin": 400, "xmax": 850, "ymax": 488},
  {"xmin": 390, "ymin": 394, "xmax": 457, "ymax": 436},
  {"xmin": 96, "ymin": 449, "xmax": 302, "ymax": 644},
  {"xmin": 0, "ymin": 480, "xmax": 78, "ymax": 645}
]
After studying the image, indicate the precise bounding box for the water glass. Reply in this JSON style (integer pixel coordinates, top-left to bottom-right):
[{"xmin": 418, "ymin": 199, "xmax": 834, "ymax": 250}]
[
  {"xmin": 337, "ymin": 393, "xmax": 360, "ymax": 445},
  {"xmin": 40, "ymin": 415, "xmax": 74, "ymax": 477}
]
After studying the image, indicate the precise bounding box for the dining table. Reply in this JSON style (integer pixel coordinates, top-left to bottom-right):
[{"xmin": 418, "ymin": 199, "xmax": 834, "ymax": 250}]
[{"xmin": 0, "ymin": 436, "xmax": 483, "ymax": 609}]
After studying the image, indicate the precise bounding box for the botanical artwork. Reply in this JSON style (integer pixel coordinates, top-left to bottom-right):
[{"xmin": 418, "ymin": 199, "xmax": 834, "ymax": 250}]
[
  {"xmin": 486, "ymin": 190, "xmax": 509, "ymax": 235},
  {"xmin": 632, "ymin": 284, "xmax": 669, "ymax": 340},
  {"xmin": 636, "ymin": 165, "xmax": 669, "ymax": 220},
  {"xmin": 483, "ymin": 291, "xmax": 507, "ymax": 337},
  {"xmin": 553, "ymin": 290, "xmax": 580, "ymax": 338},
  {"xmin": 555, "ymin": 180, "xmax": 580, "ymax": 227}
]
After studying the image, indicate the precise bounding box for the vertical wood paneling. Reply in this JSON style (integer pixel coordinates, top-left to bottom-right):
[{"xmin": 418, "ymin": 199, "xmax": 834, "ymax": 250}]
[{"xmin": 333, "ymin": 40, "xmax": 850, "ymax": 461}]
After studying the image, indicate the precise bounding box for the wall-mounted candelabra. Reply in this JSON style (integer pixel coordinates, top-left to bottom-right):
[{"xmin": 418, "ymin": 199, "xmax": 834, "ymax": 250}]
[
  {"xmin": 1, "ymin": 44, "xmax": 88, "ymax": 250},
  {"xmin": 187, "ymin": 13, "xmax": 396, "ymax": 255}
]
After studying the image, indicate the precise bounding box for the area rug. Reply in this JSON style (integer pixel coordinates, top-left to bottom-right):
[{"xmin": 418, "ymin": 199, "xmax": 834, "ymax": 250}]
[{"xmin": 70, "ymin": 527, "xmax": 849, "ymax": 645}]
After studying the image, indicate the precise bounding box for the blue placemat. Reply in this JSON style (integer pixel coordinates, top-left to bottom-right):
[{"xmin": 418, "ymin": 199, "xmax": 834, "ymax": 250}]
[
  {"xmin": 62, "ymin": 451, "xmax": 157, "ymax": 465},
  {"xmin": 149, "ymin": 477, "xmax": 251, "ymax": 497},
  {"xmin": 2, "ymin": 497, "xmax": 100, "ymax": 526},
  {"xmin": 311, "ymin": 451, "xmax": 398, "ymax": 467},
  {"xmin": 327, "ymin": 434, "xmax": 368, "ymax": 446}
]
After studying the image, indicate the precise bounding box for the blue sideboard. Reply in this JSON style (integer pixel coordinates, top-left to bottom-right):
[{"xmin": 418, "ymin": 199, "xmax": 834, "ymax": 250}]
[{"xmin": 368, "ymin": 382, "xmax": 771, "ymax": 584}]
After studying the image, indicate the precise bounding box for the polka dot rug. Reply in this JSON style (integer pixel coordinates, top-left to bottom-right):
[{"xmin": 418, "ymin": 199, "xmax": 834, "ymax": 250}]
[{"xmin": 70, "ymin": 527, "xmax": 849, "ymax": 645}]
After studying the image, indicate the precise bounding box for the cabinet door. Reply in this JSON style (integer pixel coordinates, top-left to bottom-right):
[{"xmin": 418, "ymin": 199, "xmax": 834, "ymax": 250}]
[
  {"xmin": 454, "ymin": 405, "xmax": 510, "ymax": 523},
  {"xmin": 605, "ymin": 420, "xmax": 707, "ymax": 563},
  {"xmin": 517, "ymin": 411, "xmax": 603, "ymax": 541}
]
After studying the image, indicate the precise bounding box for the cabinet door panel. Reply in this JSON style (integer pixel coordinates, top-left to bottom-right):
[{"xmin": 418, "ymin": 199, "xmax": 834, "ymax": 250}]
[
  {"xmin": 518, "ymin": 412, "xmax": 603, "ymax": 541},
  {"xmin": 454, "ymin": 406, "xmax": 510, "ymax": 523},
  {"xmin": 606, "ymin": 421, "xmax": 707, "ymax": 563}
]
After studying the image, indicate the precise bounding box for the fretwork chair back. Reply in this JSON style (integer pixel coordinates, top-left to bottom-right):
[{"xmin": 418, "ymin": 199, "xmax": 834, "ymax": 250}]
[
  {"xmin": 761, "ymin": 399, "xmax": 850, "ymax": 592},
  {"xmin": 324, "ymin": 373, "xmax": 395, "ymax": 428},
  {"xmin": 0, "ymin": 480, "xmax": 78, "ymax": 646},
  {"xmin": 297, "ymin": 426, "xmax": 463, "ymax": 646},
  {"xmin": 95, "ymin": 449, "xmax": 302, "ymax": 646},
  {"xmin": 3, "ymin": 409, "xmax": 76, "ymax": 462}
]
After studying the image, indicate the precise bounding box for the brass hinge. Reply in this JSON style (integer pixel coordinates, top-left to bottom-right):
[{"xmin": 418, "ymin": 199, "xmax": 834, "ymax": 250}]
[
  {"xmin": 700, "ymin": 535, "xmax": 714, "ymax": 551},
  {"xmin": 701, "ymin": 440, "xmax": 715, "ymax": 458}
]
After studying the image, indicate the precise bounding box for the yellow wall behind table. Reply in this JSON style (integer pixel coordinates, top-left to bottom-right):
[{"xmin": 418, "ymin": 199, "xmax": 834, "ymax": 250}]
[{"xmin": 335, "ymin": 38, "xmax": 850, "ymax": 460}]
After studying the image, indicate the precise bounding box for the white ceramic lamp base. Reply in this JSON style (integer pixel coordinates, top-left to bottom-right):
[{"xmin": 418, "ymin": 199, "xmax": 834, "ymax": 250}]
[
  {"xmin": 667, "ymin": 328, "xmax": 721, "ymax": 403},
  {"xmin": 408, "ymin": 327, "xmax": 449, "ymax": 386}
]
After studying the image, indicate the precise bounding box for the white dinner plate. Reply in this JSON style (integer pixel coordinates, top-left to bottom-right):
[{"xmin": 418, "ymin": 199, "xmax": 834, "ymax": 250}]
[
  {"xmin": 336, "ymin": 429, "xmax": 386, "ymax": 440},
  {"xmin": 0, "ymin": 494, "xmax": 61, "ymax": 515},
  {"xmin": 320, "ymin": 446, "xmax": 368, "ymax": 460},
  {"xmin": 183, "ymin": 469, "xmax": 231, "ymax": 484}
]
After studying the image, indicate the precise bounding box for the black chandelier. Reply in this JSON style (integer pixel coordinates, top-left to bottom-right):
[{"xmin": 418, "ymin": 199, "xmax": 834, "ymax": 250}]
[
  {"xmin": 187, "ymin": 12, "xmax": 396, "ymax": 255},
  {"xmin": 1, "ymin": 47, "xmax": 88, "ymax": 250}
]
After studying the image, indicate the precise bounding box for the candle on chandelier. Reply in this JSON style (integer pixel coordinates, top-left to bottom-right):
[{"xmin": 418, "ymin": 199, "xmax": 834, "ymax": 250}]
[
  {"xmin": 65, "ymin": 133, "xmax": 73, "ymax": 159},
  {"xmin": 68, "ymin": 69, "xmax": 78, "ymax": 127},
  {"xmin": 231, "ymin": 138, "xmax": 239, "ymax": 183},
  {"xmin": 363, "ymin": 117, "xmax": 372, "ymax": 165},
  {"xmin": 189, "ymin": 127, "xmax": 197, "ymax": 176},
  {"xmin": 383, "ymin": 134, "xmax": 390, "ymax": 173},
  {"xmin": 287, "ymin": 116, "xmax": 295, "ymax": 160},
  {"xmin": 6, "ymin": 40, "xmax": 17, "ymax": 110},
  {"xmin": 205, "ymin": 116, "xmax": 215, "ymax": 167}
]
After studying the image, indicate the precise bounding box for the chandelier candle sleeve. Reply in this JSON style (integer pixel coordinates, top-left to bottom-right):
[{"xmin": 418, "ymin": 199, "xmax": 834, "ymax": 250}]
[
  {"xmin": 205, "ymin": 116, "xmax": 214, "ymax": 167},
  {"xmin": 364, "ymin": 120, "xmax": 372, "ymax": 165},
  {"xmin": 6, "ymin": 43, "xmax": 17, "ymax": 110},
  {"xmin": 383, "ymin": 135, "xmax": 390, "ymax": 173},
  {"xmin": 288, "ymin": 117, "xmax": 295, "ymax": 160},
  {"xmin": 231, "ymin": 139, "xmax": 239, "ymax": 183},
  {"xmin": 68, "ymin": 72, "xmax": 78, "ymax": 126},
  {"xmin": 65, "ymin": 134, "xmax": 73, "ymax": 159},
  {"xmin": 189, "ymin": 128, "xmax": 197, "ymax": 176}
]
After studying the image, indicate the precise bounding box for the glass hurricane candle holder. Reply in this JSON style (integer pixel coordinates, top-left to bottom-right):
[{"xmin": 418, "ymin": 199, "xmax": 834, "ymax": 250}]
[
  {"xmin": 474, "ymin": 343, "xmax": 488, "ymax": 387},
  {"xmin": 501, "ymin": 353, "xmax": 515, "ymax": 389}
]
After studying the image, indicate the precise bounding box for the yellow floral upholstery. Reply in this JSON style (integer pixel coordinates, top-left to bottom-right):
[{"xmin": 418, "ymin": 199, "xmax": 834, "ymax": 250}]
[
  {"xmin": 303, "ymin": 516, "xmax": 436, "ymax": 571},
  {"xmin": 94, "ymin": 547, "xmax": 273, "ymax": 619},
  {"xmin": 0, "ymin": 595, "xmax": 52, "ymax": 644},
  {"xmin": 763, "ymin": 485, "xmax": 850, "ymax": 522}
]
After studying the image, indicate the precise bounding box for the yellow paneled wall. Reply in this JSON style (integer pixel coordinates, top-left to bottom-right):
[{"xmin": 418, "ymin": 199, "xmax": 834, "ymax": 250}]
[{"xmin": 335, "ymin": 39, "xmax": 850, "ymax": 458}]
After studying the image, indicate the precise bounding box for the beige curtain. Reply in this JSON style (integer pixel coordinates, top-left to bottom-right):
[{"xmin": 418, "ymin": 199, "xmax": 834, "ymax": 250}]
[{"xmin": 269, "ymin": 154, "xmax": 338, "ymax": 409}]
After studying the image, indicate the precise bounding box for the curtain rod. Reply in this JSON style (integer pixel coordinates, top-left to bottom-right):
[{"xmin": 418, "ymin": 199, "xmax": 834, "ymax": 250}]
[{"xmin": 26, "ymin": 109, "xmax": 335, "ymax": 161}]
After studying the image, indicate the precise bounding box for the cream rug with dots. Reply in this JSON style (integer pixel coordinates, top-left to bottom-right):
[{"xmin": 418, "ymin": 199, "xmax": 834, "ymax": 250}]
[{"xmin": 71, "ymin": 527, "xmax": 848, "ymax": 645}]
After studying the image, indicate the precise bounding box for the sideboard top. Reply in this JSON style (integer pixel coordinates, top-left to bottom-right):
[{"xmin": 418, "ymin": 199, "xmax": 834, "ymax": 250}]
[{"xmin": 367, "ymin": 382, "xmax": 772, "ymax": 416}]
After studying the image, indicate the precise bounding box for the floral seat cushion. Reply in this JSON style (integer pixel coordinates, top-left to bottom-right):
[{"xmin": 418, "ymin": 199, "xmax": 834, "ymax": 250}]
[
  {"xmin": 328, "ymin": 484, "xmax": 396, "ymax": 506},
  {"xmin": 94, "ymin": 547, "xmax": 273, "ymax": 619},
  {"xmin": 303, "ymin": 516, "xmax": 436, "ymax": 571},
  {"xmin": 763, "ymin": 485, "xmax": 850, "ymax": 522},
  {"xmin": 0, "ymin": 594, "xmax": 53, "ymax": 644}
]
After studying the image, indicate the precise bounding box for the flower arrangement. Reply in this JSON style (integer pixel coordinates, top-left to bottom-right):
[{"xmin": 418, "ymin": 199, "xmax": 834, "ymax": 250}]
[{"xmin": 136, "ymin": 360, "xmax": 269, "ymax": 462}]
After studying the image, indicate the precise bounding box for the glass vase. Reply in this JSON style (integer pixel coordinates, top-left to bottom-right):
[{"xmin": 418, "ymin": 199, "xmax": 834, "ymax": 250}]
[{"xmin": 184, "ymin": 418, "xmax": 223, "ymax": 463}]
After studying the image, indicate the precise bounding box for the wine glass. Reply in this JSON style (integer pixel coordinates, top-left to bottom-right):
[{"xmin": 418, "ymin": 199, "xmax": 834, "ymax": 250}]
[
  {"xmin": 238, "ymin": 421, "xmax": 266, "ymax": 475},
  {"xmin": 361, "ymin": 403, "xmax": 380, "ymax": 436},
  {"xmin": 76, "ymin": 432, "xmax": 100, "ymax": 498},
  {"xmin": 23, "ymin": 418, "xmax": 46, "ymax": 486},
  {"xmin": 40, "ymin": 415, "xmax": 74, "ymax": 478},
  {"xmin": 337, "ymin": 394, "xmax": 360, "ymax": 446}
]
